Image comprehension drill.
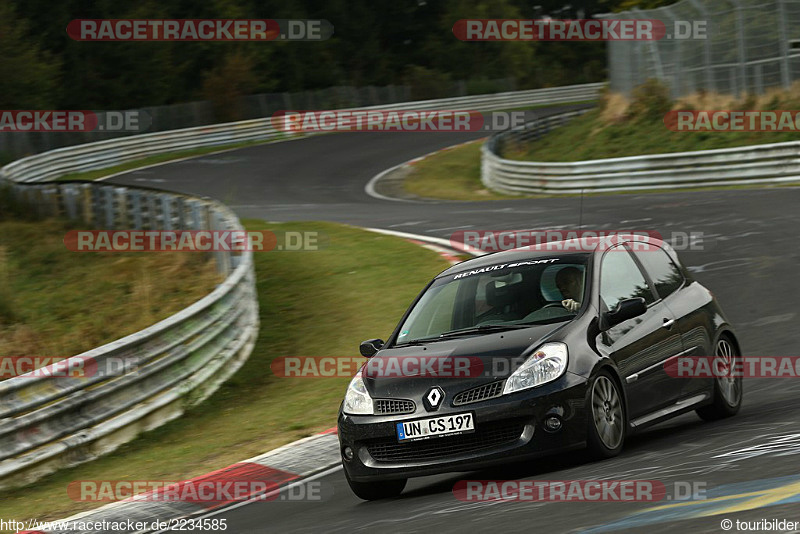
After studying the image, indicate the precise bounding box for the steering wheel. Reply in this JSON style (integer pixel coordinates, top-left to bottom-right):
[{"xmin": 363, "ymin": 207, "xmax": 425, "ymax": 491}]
[{"xmin": 541, "ymin": 302, "xmax": 564, "ymax": 309}]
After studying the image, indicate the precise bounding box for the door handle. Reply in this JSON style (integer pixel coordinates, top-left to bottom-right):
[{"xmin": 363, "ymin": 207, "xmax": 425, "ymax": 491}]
[{"xmin": 662, "ymin": 318, "xmax": 675, "ymax": 329}]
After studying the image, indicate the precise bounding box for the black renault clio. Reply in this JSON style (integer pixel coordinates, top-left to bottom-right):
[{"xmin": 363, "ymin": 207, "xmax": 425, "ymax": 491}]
[{"xmin": 338, "ymin": 236, "xmax": 742, "ymax": 500}]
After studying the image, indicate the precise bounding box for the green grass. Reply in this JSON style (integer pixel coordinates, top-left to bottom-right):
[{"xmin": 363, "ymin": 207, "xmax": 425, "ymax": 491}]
[
  {"xmin": 506, "ymin": 107, "xmax": 800, "ymax": 162},
  {"xmin": 0, "ymin": 217, "xmax": 220, "ymax": 362},
  {"xmin": 403, "ymin": 140, "xmax": 515, "ymax": 201},
  {"xmin": 401, "ymin": 100, "xmax": 596, "ymax": 201},
  {"xmin": 0, "ymin": 220, "xmax": 450, "ymax": 528}
]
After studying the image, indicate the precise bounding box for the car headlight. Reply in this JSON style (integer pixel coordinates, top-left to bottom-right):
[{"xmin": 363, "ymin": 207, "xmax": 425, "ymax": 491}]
[
  {"xmin": 343, "ymin": 372, "xmax": 374, "ymax": 415},
  {"xmin": 503, "ymin": 342, "xmax": 568, "ymax": 395}
]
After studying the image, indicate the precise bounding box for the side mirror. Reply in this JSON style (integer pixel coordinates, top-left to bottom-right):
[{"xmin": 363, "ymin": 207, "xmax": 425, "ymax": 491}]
[
  {"xmin": 359, "ymin": 338, "xmax": 384, "ymax": 358},
  {"xmin": 603, "ymin": 297, "xmax": 647, "ymax": 330}
]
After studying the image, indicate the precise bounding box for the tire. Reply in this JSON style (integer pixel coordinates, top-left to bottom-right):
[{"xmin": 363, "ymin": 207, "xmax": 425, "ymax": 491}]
[
  {"xmin": 586, "ymin": 371, "xmax": 626, "ymax": 459},
  {"xmin": 344, "ymin": 468, "xmax": 407, "ymax": 501},
  {"xmin": 696, "ymin": 336, "xmax": 742, "ymax": 421}
]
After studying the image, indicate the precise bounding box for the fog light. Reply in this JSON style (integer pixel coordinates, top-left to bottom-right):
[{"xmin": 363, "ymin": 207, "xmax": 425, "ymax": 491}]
[
  {"xmin": 544, "ymin": 416, "xmax": 562, "ymax": 432},
  {"xmin": 343, "ymin": 446, "xmax": 354, "ymax": 461}
]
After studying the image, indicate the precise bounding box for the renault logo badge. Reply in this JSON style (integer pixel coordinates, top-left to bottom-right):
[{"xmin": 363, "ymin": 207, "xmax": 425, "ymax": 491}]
[{"xmin": 423, "ymin": 386, "xmax": 445, "ymax": 411}]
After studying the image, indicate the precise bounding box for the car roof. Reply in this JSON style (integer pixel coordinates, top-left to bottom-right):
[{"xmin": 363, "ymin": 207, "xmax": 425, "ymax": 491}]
[{"xmin": 438, "ymin": 235, "xmax": 668, "ymax": 278}]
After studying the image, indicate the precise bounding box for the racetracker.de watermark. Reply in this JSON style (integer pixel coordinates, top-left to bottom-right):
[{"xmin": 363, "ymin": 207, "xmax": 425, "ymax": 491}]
[
  {"xmin": 63, "ymin": 230, "xmax": 322, "ymax": 252},
  {"xmin": 452, "ymin": 19, "xmax": 707, "ymax": 41},
  {"xmin": 271, "ymin": 110, "xmax": 536, "ymax": 133},
  {"xmin": 0, "ymin": 110, "xmax": 148, "ymax": 132},
  {"xmin": 666, "ymin": 356, "xmax": 800, "ymax": 378},
  {"xmin": 271, "ymin": 355, "xmax": 485, "ymax": 378},
  {"xmin": 67, "ymin": 477, "xmax": 329, "ymax": 502},
  {"xmin": 450, "ymin": 230, "xmax": 705, "ymax": 253},
  {"xmin": 0, "ymin": 355, "xmax": 139, "ymax": 379},
  {"xmin": 67, "ymin": 19, "xmax": 333, "ymax": 41},
  {"xmin": 270, "ymin": 355, "xmax": 607, "ymax": 379},
  {"xmin": 665, "ymin": 110, "xmax": 800, "ymax": 132},
  {"xmin": 453, "ymin": 480, "xmax": 707, "ymax": 501}
]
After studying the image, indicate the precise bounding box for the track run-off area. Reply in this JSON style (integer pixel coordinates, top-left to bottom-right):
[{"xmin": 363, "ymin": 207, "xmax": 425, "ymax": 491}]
[{"xmin": 108, "ymin": 105, "xmax": 800, "ymax": 533}]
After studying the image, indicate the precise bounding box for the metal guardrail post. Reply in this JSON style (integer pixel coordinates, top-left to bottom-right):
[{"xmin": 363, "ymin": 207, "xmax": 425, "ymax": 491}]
[
  {"xmin": 115, "ymin": 187, "xmax": 128, "ymax": 229},
  {"xmin": 175, "ymin": 197, "xmax": 186, "ymax": 230},
  {"xmin": 44, "ymin": 185, "xmax": 60, "ymax": 218},
  {"xmin": 131, "ymin": 190, "xmax": 142, "ymax": 230},
  {"xmin": 103, "ymin": 187, "xmax": 115, "ymax": 228},
  {"xmin": 189, "ymin": 200, "xmax": 203, "ymax": 230},
  {"xmin": 211, "ymin": 210, "xmax": 231, "ymax": 275},
  {"xmin": 63, "ymin": 184, "xmax": 78, "ymax": 220},
  {"xmin": 145, "ymin": 192, "xmax": 157, "ymax": 229},
  {"xmin": 161, "ymin": 194, "xmax": 173, "ymax": 232},
  {"xmin": 81, "ymin": 184, "xmax": 93, "ymax": 226}
]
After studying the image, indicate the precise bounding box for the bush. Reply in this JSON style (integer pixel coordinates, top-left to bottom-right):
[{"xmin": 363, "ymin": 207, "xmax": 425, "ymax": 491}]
[
  {"xmin": 201, "ymin": 52, "xmax": 257, "ymax": 123},
  {"xmin": 626, "ymin": 79, "xmax": 673, "ymax": 121}
]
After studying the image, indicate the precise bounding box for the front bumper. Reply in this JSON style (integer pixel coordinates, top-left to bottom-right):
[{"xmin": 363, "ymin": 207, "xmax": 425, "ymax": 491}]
[{"xmin": 338, "ymin": 372, "xmax": 589, "ymax": 482}]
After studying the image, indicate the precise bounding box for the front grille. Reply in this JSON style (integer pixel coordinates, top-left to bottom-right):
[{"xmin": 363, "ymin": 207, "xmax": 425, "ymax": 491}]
[
  {"xmin": 453, "ymin": 381, "xmax": 505, "ymax": 406},
  {"xmin": 374, "ymin": 399, "xmax": 416, "ymax": 415},
  {"xmin": 366, "ymin": 419, "xmax": 524, "ymax": 463}
]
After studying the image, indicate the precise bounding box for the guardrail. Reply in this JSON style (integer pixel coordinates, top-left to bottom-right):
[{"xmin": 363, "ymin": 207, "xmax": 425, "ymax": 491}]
[
  {"xmin": 0, "ymin": 82, "xmax": 603, "ymax": 489},
  {"xmin": 482, "ymin": 109, "xmax": 800, "ymax": 194},
  {"xmin": 0, "ymin": 181, "xmax": 258, "ymax": 489},
  {"xmin": 2, "ymin": 83, "xmax": 604, "ymax": 184}
]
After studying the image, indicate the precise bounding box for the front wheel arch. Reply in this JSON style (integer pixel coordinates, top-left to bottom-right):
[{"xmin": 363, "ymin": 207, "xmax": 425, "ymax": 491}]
[{"xmin": 716, "ymin": 329, "xmax": 741, "ymax": 356}]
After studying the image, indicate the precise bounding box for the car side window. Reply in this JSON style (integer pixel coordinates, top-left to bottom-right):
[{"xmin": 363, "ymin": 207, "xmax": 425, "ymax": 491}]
[
  {"xmin": 632, "ymin": 246, "xmax": 685, "ymax": 299},
  {"xmin": 600, "ymin": 245, "xmax": 655, "ymax": 311}
]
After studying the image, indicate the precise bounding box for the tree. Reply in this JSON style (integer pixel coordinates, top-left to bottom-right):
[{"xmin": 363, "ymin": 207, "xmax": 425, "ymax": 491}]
[
  {"xmin": 201, "ymin": 51, "xmax": 258, "ymax": 122},
  {"xmin": 0, "ymin": 2, "xmax": 61, "ymax": 109}
]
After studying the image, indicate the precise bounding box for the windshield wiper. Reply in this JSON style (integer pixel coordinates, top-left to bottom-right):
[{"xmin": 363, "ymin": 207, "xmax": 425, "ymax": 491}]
[
  {"xmin": 393, "ymin": 337, "xmax": 449, "ymax": 347},
  {"xmin": 395, "ymin": 323, "xmax": 534, "ymax": 347},
  {"xmin": 394, "ymin": 321, "xmax": 539, "ymax": 347}
]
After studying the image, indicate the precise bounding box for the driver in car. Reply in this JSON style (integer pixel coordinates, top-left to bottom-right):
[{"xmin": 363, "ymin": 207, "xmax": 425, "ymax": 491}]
[{"xmin": 555, "ymin": 267, "xmax": 583, "ymax": 312}]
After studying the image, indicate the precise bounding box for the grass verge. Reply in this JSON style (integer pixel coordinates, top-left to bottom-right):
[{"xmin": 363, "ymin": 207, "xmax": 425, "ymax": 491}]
[
  {"xmin": 0, "ymin": 217, "xmax": 220, "ymax": 362},
  {"xmin": 402, "ymin": 140, "xmax": 514, "ymax": 201},
  {"xmin": 510, "ymin": 82, "xmax": 800, "ymax": 162},
  {"xmin": 505, "ymin": 107, "xmax": 800, "ymax": 162},
  {"xmin": 1, "ymin": 220, "xmax": 449, "ymax": 528}
]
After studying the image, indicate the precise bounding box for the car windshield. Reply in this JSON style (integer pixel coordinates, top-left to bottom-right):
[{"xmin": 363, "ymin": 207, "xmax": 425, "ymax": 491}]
[{"xmin": 395, "ymin": 255, "xmax": 589, "ymax": 345}]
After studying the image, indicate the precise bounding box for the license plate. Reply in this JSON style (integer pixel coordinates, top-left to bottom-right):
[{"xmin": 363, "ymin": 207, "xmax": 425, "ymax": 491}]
[{"xmin": 396, "ymin": 413, "xmax": 475, "ymax": 441}]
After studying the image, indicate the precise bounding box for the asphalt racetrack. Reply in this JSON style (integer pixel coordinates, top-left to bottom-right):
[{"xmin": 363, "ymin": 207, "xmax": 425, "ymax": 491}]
[{"xmin": 110, "ymin": 106, "xmax": 800, "ymax": 533}]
